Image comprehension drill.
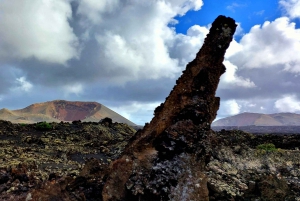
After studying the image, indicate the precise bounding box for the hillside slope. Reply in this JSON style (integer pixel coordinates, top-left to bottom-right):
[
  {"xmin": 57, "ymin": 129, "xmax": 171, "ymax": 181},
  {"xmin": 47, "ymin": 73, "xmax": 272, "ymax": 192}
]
[
  {"xmin": 0, "ymin": 100, "xmax": 136, "ymax": 125},
  {"xmin": 212, "ymin": 112, "xmax": 300, "ymax": 126}
]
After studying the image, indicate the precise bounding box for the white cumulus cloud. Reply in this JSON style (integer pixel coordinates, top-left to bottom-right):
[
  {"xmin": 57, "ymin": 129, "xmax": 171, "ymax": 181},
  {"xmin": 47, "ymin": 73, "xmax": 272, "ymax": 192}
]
[
  {"xmin": 280, "ymin": 0, "xmax": 300, "ymax": 19},
  {"xmin": 168, "ymin": 25, "xmax": 209, "ymax": 66},
  {"xmin": 275, "ymin": 95, "xmax": 300, "ymax": 112},
  {"xmin": 229, "ymin": 17, "xmax": 300, "ymax": 72},
  {"xmin": 220, "ymin": 60, "xmax": 256, "ymax": 89},
  {"xmin": 76, "ymin": 0, "xmax": 205, "ymax": 83},
  {"xmin": 13, "ymin": 77, "xmax": 33, "ymax": 92},
  {"xmin": 110, "ymin": 101, "xmax": 161, "ymax": 125},
  {"xmin": 0, "ymin": 0, "xmax": 79, "ymax": 64},
  {"xmin": 219, "ymin": 99, "xmax": 241, "ymax": 117},
  {"xmin": 63, "ymin": 83, "xmax": 84, "ymax": 96},
  {"xmin": 77, "ymin": 0, "xmax": 120, "ymax": 24}
]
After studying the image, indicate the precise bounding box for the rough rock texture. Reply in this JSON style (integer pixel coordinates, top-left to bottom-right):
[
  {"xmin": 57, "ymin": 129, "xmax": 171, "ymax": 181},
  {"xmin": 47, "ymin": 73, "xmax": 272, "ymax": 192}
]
[
  {"xmin": 102, "ymin": 15, "xmax": 237, "ymax": 201},
  {"xmin": 0, "ymin": 120, "xmax": 136, "ymax": 200},
  {"xmin": 2, "ymin": 120, "xmax": 300, "ymax": 200},
  {"xmin": 207, "ymin": 130, "xmax": 300, "ymax": 200}
]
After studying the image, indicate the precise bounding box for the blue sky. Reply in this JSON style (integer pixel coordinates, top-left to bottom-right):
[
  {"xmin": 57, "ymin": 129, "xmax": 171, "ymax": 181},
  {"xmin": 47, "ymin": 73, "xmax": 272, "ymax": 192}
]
[
  {"xmin": 175, "ymin": 0, "xmax": 283, "ymax": 35},
  {"xmin": 0, "ymin": 0, "xmax": 300, "ymax": 125}
]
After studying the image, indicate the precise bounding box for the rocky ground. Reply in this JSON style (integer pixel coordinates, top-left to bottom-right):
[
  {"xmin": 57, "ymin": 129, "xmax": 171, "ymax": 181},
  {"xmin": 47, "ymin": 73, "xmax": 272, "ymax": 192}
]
[
  {"xmin": 0, "ymin": 119, "xmax": 136, "ymax": 200},
  {"xmin": 208, "ymin": 129, "xmax": 300, "ymax": 200},
  {"xmin": 0, "ymin": 120, "xmax": 300, "ymax": 200}
]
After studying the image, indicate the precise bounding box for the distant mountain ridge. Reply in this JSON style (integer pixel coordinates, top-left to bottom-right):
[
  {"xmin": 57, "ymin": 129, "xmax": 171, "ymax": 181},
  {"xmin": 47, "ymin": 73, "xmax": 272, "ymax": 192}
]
[
  {"xmin": 0, "ymin": 100, "xmax": 136, "ymax": 126},
  {"xmin": 212, "ymin": 112, "xmax": 300, "ymax": 126}
]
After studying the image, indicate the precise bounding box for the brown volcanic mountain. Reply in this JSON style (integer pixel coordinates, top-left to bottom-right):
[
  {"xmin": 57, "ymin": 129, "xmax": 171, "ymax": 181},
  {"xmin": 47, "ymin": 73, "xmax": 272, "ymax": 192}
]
[
  {"xmin": 212, "ymin": 112, "xmax": 300, "ymax": 126},
  {"xmin": 0, "ymin": 100, "xmax": 136, "ymax": 125}
]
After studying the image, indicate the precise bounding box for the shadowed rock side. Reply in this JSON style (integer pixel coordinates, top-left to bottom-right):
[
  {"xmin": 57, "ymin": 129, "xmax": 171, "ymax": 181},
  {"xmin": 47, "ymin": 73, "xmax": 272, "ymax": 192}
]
[{"xmin": 102, "ymin": 15, "xmax": 237, "ymax": 201}]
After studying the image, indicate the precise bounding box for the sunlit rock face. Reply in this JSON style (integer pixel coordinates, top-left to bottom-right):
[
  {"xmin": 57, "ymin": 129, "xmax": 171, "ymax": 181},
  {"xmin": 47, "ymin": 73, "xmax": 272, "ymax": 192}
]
[{"xmin": 102, "ymin": 15, "xmax": 237, "ymax": 201}]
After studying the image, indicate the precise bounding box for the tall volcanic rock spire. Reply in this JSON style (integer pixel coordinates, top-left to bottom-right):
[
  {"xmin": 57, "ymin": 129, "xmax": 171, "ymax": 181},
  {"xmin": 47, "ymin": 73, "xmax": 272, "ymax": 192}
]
[{"xmin": 102, "ymin": 15, "xmax": 237, "ymax": 201}]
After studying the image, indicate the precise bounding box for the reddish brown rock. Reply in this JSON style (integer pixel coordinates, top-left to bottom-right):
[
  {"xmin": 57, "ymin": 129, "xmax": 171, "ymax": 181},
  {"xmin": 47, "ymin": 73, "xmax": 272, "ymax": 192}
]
[
  {"xmin": 102, "ymin": 15, "xmax": 237, "ymax": 201},
  {"xmin": 0, "ymin": 100, "xmax": 136, "ymax": 125}
]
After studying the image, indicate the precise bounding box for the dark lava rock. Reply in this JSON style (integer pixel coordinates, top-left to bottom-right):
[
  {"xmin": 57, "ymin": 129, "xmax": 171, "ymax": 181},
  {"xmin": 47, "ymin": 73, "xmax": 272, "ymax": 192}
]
[
  {"xmin": 100, "ymin": 117, "xmax": 113, "ymax": 127},
  {"xmin": 0, "ymin": 119, "xmax": 136, "ymax": 200},
  {"xmin": 102, "ymin": 15, "xmax": 237, "ymax": 201},
  {"xmin": 0, "ymin": 172, "xmax": 9, "ymax": 185}
]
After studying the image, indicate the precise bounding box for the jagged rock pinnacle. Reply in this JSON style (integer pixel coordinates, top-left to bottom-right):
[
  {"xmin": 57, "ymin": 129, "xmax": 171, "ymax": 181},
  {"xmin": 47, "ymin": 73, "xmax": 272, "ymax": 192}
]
[{"xmin": 102, "ymin": 15, "xmax": 237, "ymax": 201}]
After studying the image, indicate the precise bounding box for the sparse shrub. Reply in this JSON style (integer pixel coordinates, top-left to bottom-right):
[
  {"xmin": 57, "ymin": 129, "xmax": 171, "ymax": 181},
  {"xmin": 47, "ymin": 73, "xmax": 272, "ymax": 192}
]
[
  {"xmin": 36, "ymin": 122, "xmax": 52, "ymax": 130},
  {"xmin": 256, "ymin": 143, "xmax": 277, "ymax": 152}
]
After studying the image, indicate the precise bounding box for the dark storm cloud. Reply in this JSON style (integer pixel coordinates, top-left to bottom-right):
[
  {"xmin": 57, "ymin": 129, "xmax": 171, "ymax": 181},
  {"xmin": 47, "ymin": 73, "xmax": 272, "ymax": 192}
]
[{"xmin": 83, "ymin": 78, "xmax": 176, "ymax": 105}]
